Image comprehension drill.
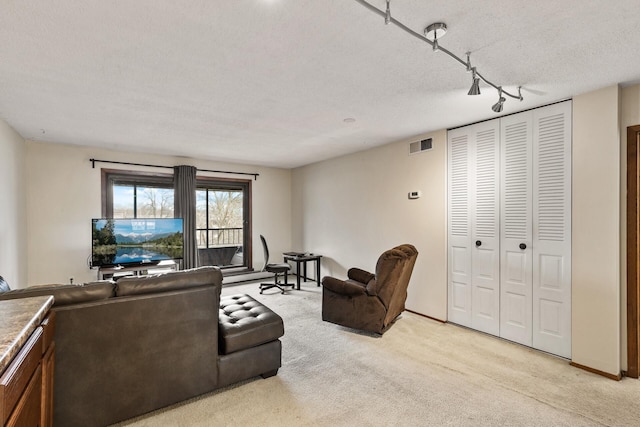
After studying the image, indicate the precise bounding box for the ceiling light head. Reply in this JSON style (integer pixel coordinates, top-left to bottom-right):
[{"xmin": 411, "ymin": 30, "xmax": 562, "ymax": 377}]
[
  {"xmin": 424, "ymin": 22, "xmax": 447, "ymax": 52},
  {"xmin": 468, "ymin": 68, "xmax": 481, "ymax": 96},
  {"xmin": 492, "ymin": 97, "xmax": 506, "ymax": 113},
  {"xmin": 468, "ymin": 79, "xmax": 481, "ymax": 96}
]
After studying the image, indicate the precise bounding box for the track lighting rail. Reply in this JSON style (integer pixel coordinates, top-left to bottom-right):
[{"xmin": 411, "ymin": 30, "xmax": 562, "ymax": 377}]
[{"xmin": 354, "ymin": 0, "xmax": 523, "ymax": 111}]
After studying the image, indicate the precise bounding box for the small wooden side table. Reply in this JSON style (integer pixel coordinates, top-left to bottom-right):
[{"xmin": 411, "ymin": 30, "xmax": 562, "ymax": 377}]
[{"xmin": 283, "ymin": 253, "xmax": 323, "ymax": 290}]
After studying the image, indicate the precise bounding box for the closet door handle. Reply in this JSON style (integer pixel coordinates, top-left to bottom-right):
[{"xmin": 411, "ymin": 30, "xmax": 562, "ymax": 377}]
[
  {"xmin": 519, "ymin": 243, "xmax": 527, "ymax": 250},
  {"xmin": 475, "ymin": 240, "xmax": 482, "ymax": 247}
]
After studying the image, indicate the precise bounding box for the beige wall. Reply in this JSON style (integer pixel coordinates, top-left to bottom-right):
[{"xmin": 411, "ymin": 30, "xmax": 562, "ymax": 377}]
[
  {"xmin": 25, "ymin": 141, "xmax": 292, "ymax": 286},
  {"xmin": 292, "ymin": 130, "xmax": 448, "ymax": 319},
  {"xmin": 572, "ymin": 85, "xmax": 621, "ymax": 375},
  {"xmin": 0, "ymin": 119, "xmax": 27, "ymax": 288}
]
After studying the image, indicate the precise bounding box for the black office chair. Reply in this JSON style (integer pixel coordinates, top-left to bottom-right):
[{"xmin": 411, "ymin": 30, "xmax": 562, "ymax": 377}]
[{"xmin": 259, "ymin": 235, "xmax": 292, "ymax": 294}]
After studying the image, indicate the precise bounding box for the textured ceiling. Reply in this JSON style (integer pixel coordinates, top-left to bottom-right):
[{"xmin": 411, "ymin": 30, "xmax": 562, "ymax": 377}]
[{"xmin": 1, "ymin": 0, "xmax": 639, "ymax": 168}]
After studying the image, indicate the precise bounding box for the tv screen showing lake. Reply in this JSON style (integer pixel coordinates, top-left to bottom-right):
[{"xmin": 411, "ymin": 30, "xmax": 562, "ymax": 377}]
[{"xmin": 92, "ymin": 218, "xmax": 184, "ymax": 267}]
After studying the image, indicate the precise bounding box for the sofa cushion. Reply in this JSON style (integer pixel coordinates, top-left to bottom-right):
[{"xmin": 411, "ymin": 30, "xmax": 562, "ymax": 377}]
[
  {"xmin": 219, "ymin": 294, "xmax": 284, "ymax": 355},
  {"xmin": 0, "ymin": 281, "xmax": 115, "ymax": 307},
  {"xmin": 116, "ymin": 266, "xmax": 222, "ymax": 297}
]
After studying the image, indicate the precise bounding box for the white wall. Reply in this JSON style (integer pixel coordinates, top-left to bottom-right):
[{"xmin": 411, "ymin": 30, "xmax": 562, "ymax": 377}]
[
  {"xmin": 0, "ymin": 119, "xmax": 27, "ymax": 288},
  {"xmin": 292, "ymin": 130, "xmax": 448, "ymax": 319},
  {"xmin": 572, "ymin": 85, "xmax": 621, "ymax": 375},
  {"xmin": 25, "ymin": 141, "xmax": 291, "ymax": 285}
]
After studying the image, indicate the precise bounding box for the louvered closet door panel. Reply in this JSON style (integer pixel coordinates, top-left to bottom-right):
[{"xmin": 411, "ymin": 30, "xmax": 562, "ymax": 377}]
[
  {"xmin": 532, "ymin": 101, "xmax": 572, "ymax": 358},
  {"xmin": 470, "ymin": 120, "xmax": 501, "ymax": 335},
  {"xmin": 499, "ymin": 112, "xmax": 533, "ymax": 346},
  {"xmin": 448, "ymin": 127, "xmax": 473, "ymax": 327}
]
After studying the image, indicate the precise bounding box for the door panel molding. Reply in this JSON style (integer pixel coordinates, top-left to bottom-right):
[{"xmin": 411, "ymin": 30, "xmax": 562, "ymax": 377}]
[
  {"xmin": 500, "ymin": 111, "xmax": 533, "ymax": 346},
  {"xmin": 532, "ymin": 102, "xmax": 572, "ymax": 359},
  {"xmin": 448, "ymin": 129, "xmax": 472, "ymax": 327}
]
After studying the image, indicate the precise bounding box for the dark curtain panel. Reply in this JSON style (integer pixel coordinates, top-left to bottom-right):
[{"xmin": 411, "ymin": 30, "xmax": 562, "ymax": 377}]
[{"xmin": 174, "ymin": 165, "xmax": 198, "ymax": 269}]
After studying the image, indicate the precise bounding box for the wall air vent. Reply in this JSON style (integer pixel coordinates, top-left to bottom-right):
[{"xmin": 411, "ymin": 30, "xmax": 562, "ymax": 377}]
[{"xmin": 409, "ymin": 138, "xmax": 433, "ymax": 155}]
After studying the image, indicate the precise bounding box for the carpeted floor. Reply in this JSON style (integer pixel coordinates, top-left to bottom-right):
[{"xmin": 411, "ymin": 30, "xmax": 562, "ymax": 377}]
[{"xmin": 114, "ymin": 280, "xmax": 640, "ymax": 427}]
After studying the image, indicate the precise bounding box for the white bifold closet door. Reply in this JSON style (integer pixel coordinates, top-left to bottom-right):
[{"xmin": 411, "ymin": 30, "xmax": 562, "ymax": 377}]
[
  {"xmin": 499, "ymin": 112, "xmax": 534, "ymax": 346},
  {"xmin": 448, "ymin": 101, "xmax": 571, "ymax": 359},
  {"xmin": 448, "ymin": 119, "xmax": 500, "ymax": 335},
  {"xmin": 499, "ymin": 102, "xmax": 572, "ymax": 358},
  {"xmin": 531, "ymin": 103, "xmax": 572, "ymax": 358},
  {"xmin": 447, "ymin": 127, "xmax": 472, "ymax": 327}
]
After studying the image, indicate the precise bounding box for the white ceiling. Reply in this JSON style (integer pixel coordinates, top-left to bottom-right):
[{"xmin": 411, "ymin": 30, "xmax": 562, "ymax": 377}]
[{"xmin": 1, "ymin": 0, "xmax": 640, "ymax": 169}]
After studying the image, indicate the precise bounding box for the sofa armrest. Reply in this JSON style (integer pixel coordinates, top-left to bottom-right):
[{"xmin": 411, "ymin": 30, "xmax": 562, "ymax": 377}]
[
  {"xmin": 322, "ymin": 276, "xmax": 367, "ymax": 296},
  {"xmin": 0, "ymin": 282, "xmax": 115, "ymax": 307},
  {"xmin": 347, "ymin": 268, "xmax": 375, "ymax": 285}
]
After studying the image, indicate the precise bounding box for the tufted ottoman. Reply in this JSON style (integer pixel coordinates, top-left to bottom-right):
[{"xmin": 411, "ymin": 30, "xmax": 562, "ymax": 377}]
[{"xmin": 217, "ymin": 294, "xmax": 284, "ymax": 386}]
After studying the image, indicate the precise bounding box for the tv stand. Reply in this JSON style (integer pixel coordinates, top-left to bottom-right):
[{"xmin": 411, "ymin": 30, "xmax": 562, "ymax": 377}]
[{"xmin": 97, "ymin": 260, "xmax": 177, "ymax": 280}]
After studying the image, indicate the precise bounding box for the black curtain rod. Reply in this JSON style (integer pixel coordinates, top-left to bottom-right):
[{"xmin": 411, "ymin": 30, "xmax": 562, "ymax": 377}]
[{"xmin": 89, "ymin": 158, "xmax": 259, "ymax": 180}]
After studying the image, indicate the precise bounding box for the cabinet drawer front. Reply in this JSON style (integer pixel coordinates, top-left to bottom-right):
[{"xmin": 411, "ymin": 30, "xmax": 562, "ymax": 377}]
[
  {"xmin": 6, "ymin": 364, "xmax": 42, "ymax": 427},
  {"xmin": 0, "ymin": 327, "xmax": 43, "ymax": 424}
]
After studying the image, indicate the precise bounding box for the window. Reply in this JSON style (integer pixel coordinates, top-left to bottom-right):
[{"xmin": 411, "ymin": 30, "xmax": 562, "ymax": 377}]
[
  {"xmin": 102, "ymin": 169, "xmax": 252, "ymax": 270},
  {"xmin": 196, "ymin": 189, "xmax": 243, "ymax": 248},
  {"xmin": 102, "ymin": 170, "xmax": 174, "ymax": 219},
  {"xmin": 195, "ymin": 178, "xmax": 250, "ymax": 269},
  {"xmin": 112, "ymin": 184, "xmax": 174, "ymax": 218}
]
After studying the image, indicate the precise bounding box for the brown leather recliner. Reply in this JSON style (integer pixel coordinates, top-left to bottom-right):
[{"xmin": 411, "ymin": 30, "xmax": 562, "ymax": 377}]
[{"xmin": 321, "ymin": 244, "xmax": 418, "ymax": 334}]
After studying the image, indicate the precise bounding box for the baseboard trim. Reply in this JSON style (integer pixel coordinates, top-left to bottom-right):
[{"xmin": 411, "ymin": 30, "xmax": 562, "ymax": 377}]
[
  {"xmin": 570, "ymin": 362, "xmax": 622, "ymax": 381},
  {"xmin": 405, "ymin": 309, "xmax": 446, "ymax": 323}
]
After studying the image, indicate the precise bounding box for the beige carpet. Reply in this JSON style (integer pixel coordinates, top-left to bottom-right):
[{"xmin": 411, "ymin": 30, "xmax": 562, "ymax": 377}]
[{"xmin": 114, "ymin": 280, "xmax": 640, "ymax": 427}]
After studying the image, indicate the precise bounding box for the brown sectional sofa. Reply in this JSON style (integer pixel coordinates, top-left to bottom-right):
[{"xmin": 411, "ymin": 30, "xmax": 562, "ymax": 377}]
[{"xmin": 0, "ymin": 267, "xmax": 284, "ymax": 427}]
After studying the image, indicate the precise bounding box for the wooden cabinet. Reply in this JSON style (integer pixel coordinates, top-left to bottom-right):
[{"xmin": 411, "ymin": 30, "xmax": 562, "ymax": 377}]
[{"xmin": 0, "ymin": 312, "xmax": 55, "ymax": 427}]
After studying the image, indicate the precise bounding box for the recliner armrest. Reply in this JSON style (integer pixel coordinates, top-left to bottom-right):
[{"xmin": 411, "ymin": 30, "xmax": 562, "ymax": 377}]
[
  {"xmin": 347, "ymin": 268, "xmax": 375, "ymax": 285},
  {"xmin": 322, "ymin": 276, "xmax": 367, "ymax": 296}
]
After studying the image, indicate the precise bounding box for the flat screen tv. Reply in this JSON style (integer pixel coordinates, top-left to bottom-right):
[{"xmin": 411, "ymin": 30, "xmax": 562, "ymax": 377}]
[{"xmin": 92, "ymin": 218, "xmax": 184, "ymax": 268}]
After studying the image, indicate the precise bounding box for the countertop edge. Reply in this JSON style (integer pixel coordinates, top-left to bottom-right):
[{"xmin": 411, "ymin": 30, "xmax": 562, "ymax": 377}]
[{"xmin": 0, "ymin": 295, "xmax": 54, "ymax": 374}]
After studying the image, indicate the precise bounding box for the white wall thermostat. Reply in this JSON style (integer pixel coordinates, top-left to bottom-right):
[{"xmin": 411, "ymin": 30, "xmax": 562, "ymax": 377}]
[{"xmin": 408, "ymin": 191, "xmax": 421, "ymax": 199}]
